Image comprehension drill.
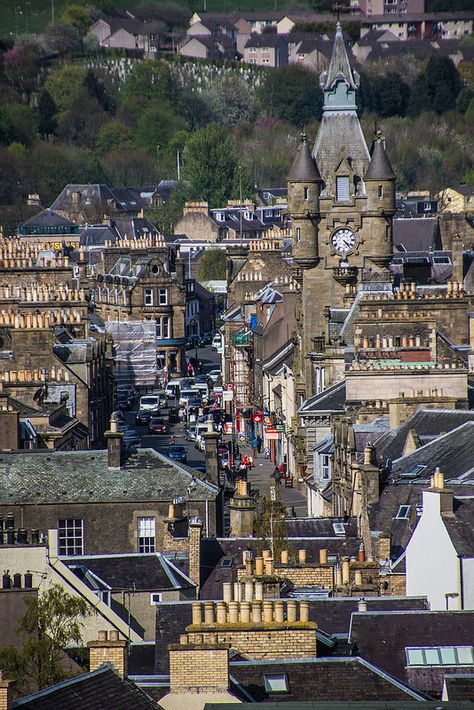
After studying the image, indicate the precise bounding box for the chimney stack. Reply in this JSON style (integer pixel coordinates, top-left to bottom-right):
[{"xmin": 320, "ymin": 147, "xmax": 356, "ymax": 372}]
[
  {"xmin": 203, "ymin": 423, "xmax": 220, "ymax": 488},
  {"xmin": 105, "ymin": 414, "xmax": 123, "ymax": 469},
  {"xmin": 88, "ymin": 630, "xmax": 128, "ymax": 679},
  {"xmin": 229, "ymin": 479, "xmax": 256, "ymax": 537}
]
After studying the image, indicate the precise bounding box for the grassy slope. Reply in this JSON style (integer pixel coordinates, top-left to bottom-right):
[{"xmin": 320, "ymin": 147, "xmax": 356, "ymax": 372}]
[{"xmin": 0, "ymin": 0, "xmax": 311, "ymax": 37}]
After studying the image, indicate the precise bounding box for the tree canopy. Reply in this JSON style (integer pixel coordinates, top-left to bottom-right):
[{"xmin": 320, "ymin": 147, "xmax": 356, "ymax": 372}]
[
  {"xmin": 0, "ymin": 584, "xmax": 90, "ymax": 694},
  {"xmin": 258, "ymin": 65, "xmax": 323, "ymax": 126},
  {"xmin": 197, "ymin": 249, "xmax": 227, "ymax": 281}
]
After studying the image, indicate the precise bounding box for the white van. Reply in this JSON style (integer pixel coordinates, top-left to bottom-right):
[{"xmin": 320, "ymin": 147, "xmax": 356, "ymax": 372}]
[
  {"xmin": 192, "ymin": 382, "xmax": 209, "ymax": 400},
  {"xmin": 139, "ymin": 395, "xmax": 160, "ymax": 412}
]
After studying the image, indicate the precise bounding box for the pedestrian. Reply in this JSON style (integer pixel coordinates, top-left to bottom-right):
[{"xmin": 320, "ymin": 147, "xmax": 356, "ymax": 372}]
[
  {"xmin": 187, "ymin": 361, "xmax": 194, "ymax": 377},
  {"xmin": 257, "ymin": 435, "xmax": 262, "ymax": 453},
  {"xmin": 251, "ymin": 435, "xmax": 258, "ymax": 459}
]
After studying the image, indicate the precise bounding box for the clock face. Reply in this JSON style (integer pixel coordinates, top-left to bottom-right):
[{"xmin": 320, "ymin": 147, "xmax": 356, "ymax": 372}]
[{"xmin": 331, "ymin": 228, "xmax": 356, "ymax": 255}]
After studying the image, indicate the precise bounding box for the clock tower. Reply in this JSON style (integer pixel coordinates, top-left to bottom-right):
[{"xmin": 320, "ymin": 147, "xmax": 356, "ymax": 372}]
[{"xmin": 290, "ymin": 22, "xmax": 396, "ymax": 398}]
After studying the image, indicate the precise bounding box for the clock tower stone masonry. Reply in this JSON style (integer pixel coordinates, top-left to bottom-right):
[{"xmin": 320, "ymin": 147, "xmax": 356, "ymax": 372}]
[{"xmin": 290, "ymin": 22, "xmax": 397, "ymax": 399}]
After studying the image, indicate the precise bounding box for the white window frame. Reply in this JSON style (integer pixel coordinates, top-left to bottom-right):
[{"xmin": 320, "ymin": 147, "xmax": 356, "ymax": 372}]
[
  {"xmin": 263, "ymin": 673, "xmax": 289, "ymax": 693},
  {"xmin": 138, "ymin": 516, "xmax": 156, "ymax": 553},
  {"xmin": 395, "ymin": 504, "xmax": 411, "ymax": 519},
  {"xmin": 150, "ymin": 592, "xmax": 163, "ymax": 604},
  {"xmin": 159, "ymin": 288, "xmax": 168, "ymax": 305},
  {"xmin": 406, "ymin": 646, "xmax": 474, "ymax": 667},
  {"xmin": 156, "ymin": 316, "xmax": 171, "ymax": 339},
  {"xmin": 321, "ymin": 454, "xmax": 331, "ymax": 480},
  {"xmin": 144, "ymin": 288, "xmax": 154, "ymax": 306},
  {"xmin": 58, "ymin": 518, "xmax": 84, "ymax": 556}
]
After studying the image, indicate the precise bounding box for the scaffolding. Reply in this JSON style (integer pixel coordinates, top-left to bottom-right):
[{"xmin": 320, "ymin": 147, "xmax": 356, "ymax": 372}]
[{"xmin": 105, "ymin": 320, "xmax": 157, "ymax": 388}]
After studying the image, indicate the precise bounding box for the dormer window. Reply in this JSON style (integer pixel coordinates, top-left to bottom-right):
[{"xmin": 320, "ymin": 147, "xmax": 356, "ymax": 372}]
[
  {"xmin": 336, "ymin": 176, "xmax": 350, "ymax": 202},
  {"xmin": 215, "ymin": 212, "xmax": 224, "ymax": 222}
]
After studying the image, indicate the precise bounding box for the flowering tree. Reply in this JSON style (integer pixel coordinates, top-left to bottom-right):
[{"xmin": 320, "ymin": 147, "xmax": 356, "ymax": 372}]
[{"xmin": 4, "ymin": 42, "xmax": 41, "ymax": 103}]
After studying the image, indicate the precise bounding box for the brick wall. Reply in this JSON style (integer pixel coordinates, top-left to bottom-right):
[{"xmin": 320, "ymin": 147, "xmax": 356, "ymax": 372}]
[
  {"xmin": 88, "ymin": 631, "xmax": 127, "ymax": 678},
  {"xmin": 169, "ymin": 644, "xmax": 229, "ymax": 691},
  {"xmin": 237, "ymin": 564, "xmax": 334, "ymax": 588},
  {"xmin": 187, "ymin": 627, "xmax": 316, "ymax": 659}
]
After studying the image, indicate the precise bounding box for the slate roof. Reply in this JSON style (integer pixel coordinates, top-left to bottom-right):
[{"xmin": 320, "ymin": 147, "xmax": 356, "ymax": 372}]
[
  {"xmin": 79, "ymin": 225, "xmax": 118, "ymax": 247},
  {"xmin": 288, "ymin": 136, "xmax": 321, "ymax": 182},
  {"xmin": 349, "ymin": 610, "xmax": 474, "ymax": 689},
  {"xmin": 444, "ymin": 497, "xmax": 474, "ymax": 557},
  {"xmin": 390, "ymin": 422, "xmax": 474, "ymax": 482},
  {"xmin": 392, "ymin": 218, "xmax": 439, "ymax": 252},
  {"xmin": 51, "ymin": 184, "xmax": 118, "ymax": 212},
  {"xmin": 298, "ymin": 380, "xmax": 346, "ymax": 415},
  {"xmin": 376, "ymin": 408, "xmax": 474, "ymax": 466},
  {"xmin": 229, "ymin": 657, "xmax": 426, "ymax": 702},
  {"xmin": 12, "ymin": 666, "xmax": 157, "ymax": 709},
  {"xmin": 368, "ymin": 484, "xmax": 424, "ymax": 560},
  {"xmin": 244, "ymin": 32, "xmax": 288, "ymax": 48},
  {"xmin": 21, "ymin": 209, "xmax": 77, "ymax": 229},
  {"xmin": 0, "ymin": 448, "xmax": 218, "ymax": 504},
  {"xmin": 65, "ymin": 552, "xmax": 195, "ymax": 592},
  {"xmin": 365, "ymin": 139, "xmax": 395, "ymax": 181}
]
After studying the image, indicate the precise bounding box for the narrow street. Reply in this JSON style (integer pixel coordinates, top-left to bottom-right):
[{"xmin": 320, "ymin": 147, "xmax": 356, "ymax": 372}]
[{"xmin": 126, "ymin": 343, "xmax": 307, "ymax": 517}]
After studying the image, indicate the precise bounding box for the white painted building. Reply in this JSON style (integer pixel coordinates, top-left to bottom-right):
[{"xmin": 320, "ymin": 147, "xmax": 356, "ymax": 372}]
[{"xmin": 406, "ymin": 470, "xmax": 474, "ymax": 610}]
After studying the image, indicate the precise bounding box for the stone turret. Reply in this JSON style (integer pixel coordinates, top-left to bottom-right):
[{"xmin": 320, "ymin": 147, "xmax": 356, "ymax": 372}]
[{"xmin": 288, "ymin": 134, "xmax": 321, "ymax": 268}]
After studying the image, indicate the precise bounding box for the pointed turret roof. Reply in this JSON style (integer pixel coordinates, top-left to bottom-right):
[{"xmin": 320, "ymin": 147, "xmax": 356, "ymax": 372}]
[
  {"xmin": 289, "ymin": 135, "xmax": 321, "ymax": 182},
  {"xmin": 365, "ymin": 135, "xmax": 396, "ymax": 180},
  {"xmin": 321, "ymin": 22, "xmax": 358, "ymax": 91}
]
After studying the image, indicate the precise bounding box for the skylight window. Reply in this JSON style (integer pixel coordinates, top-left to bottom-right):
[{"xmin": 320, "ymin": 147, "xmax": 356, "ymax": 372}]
[
  {"xmin": 406, "ymin": 646, "xmax": 474, "ymax": 667},
  {"xmin": 399, "ymin": 464, "xmax": 426, "ymax": 478},
  {"xmin": 264, "ymin": 673, "xmax": 289, "ymax": 694},
  {"xmin": 220, "ymin": 557, "xmax": 232, "ymax": 567},
  {"xmin": 395, "ymin": 505, "xmax": 411, "ymax": 519},
  {"xmin": 333, "ymin": 522, "xmax": 346, "ymax": 536}
]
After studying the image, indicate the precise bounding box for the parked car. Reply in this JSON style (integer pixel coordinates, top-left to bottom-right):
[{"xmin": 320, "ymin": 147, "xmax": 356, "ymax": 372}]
[
  {"xmin": 195, "ymin": 374, "xmax": 213, "ymax": 387},
  {"xmin": 208, "ymin": 369, "xmax": 222, "ymax": 384},
  {"xmin": 135, "ymin": 409, "xmax": 152, "ymax": 426},
  {"xmin": 167, "ymin": 445, "xmax": 187, "ymax": 463},
  {"xmin": 148, "ymin": 417, "xmax": 167, "ymax": 435}
]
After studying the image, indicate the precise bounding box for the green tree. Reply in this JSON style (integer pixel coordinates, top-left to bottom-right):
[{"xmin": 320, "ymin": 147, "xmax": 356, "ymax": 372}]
[
  {"xmin": 258, "ymin": 65, "xmax": 323, "ymax": 126},
  {"xmin": 197, "ymin": 249, "xmax": 227, "ymax": 281},
  {"xmin": 0, "ymin": 110, "xmax": 15, "ymax": 145},
  {"xmin": 60, "ymin": 4, "xmax": 91, "ymax": 34},
  {"xmin": 205, "ymin": 76, "xmax": 258, "ymax": 127},
  {"xmin": 37, "ymin": 90, "xmax": 57, "ymax": 139},
  {"xmin": 0, "ymin": 584, "xmax": 90, "ymax": 694},
  {"xmin": 29, "ymin": 142, "xmax": 104, "ymax": 204},
  {"xmin": 5, "ymin": 104, "xmax": 38, "ymax": 145},
  {"xmin": 45, "ymin": 65, "xmax": 87, "ymax": 113},
  {"xmin": 182, "ymin": 123, "xmax": 253, "ymax": 207},
  {"xmin": 101, "ymin": 146, "xmax": 159, "ymax": 186},
  {"xmin": 96, "ymin": 120, "xmax": 133, "ymax": 156},
  {"xmin": 408, "ymin": 57, "xmax": 461, "ymax": 116},
  {"xmin": 57, "ymin": 89, "xmax": 107, "ymax": 148},
  {"xmin": 122, "ymin": 60, "xmax": 174, "ymax": 105},
  {"xmin": 43, "ymin": 22, "xmax": 83, "ymax": 55},
  {"xmin": 135, "ymin": 103, "xmax": 187, "ymax": 156}
]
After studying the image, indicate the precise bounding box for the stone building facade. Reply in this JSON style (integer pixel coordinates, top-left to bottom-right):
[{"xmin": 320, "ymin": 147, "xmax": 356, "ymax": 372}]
[{"xmin": 289, "ymin": 23, "xmax": 397, "ymax": 401}]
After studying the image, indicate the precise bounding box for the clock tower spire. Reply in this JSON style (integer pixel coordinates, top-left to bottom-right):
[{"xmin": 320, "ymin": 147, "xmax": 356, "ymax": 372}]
[{"xmin": 290, "ymin": 24, "xmax": 396, "ymax": 399}]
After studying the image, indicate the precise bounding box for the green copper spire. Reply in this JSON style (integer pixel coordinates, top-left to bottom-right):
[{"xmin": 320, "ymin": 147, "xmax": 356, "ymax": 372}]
[{"xmin": 320, "ymin": 21, "xmax": 359, "ymax": 111}]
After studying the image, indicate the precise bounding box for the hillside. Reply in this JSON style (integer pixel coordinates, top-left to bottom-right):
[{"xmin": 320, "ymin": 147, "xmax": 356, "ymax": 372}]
[{"xmin": 0, "ymin": 0, "xmax": 313, "ymax": 37}]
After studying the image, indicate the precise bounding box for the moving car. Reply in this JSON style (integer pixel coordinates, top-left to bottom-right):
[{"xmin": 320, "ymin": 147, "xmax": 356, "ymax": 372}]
[
  {"xmin": 212, "ymin": 333, "xmax": 222, "ymax": 351},
  {"xmin": 148, "ymin": 417, "xmax": 167, "ymax": 435},
  {"xmin": 122, "ymin": 430, "xmax": 141, "ymax": 449},
  {"xmin": 135, "ymin": 409, "xmax": 152, "ymax": 426},
  {"xmin": 208, "ymin": 370, "xmax": 222, "ymax": 384},
  {"xmin": 139, "ymin": 395, "xmax": 160, "ymax": 413},
  {"xmin": 167, "ymin": 445, "xmax": 187, "ymax": 463}
]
